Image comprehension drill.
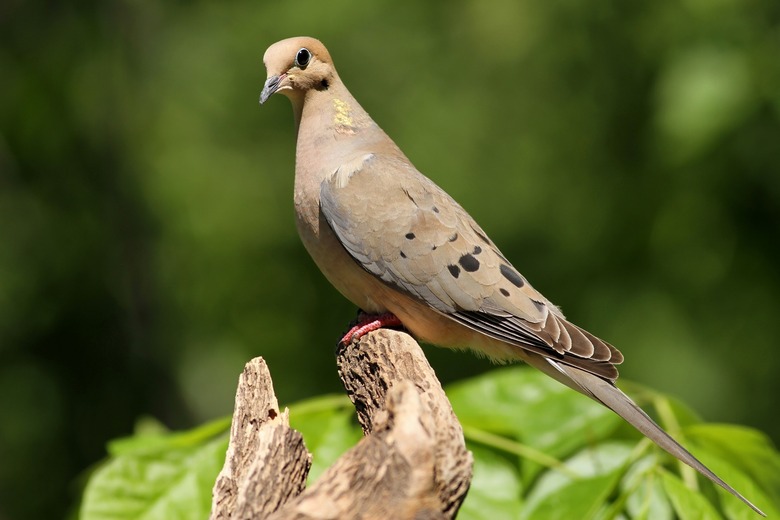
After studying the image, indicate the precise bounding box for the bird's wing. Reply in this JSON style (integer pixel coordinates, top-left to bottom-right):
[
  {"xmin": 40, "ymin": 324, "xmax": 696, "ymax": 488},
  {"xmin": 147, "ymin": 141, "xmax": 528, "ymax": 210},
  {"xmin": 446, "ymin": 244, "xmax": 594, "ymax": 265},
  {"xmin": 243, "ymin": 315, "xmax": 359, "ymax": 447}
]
[{"xmin": 319, "ymin": 152, "xmax": 623, "ymax": 381}]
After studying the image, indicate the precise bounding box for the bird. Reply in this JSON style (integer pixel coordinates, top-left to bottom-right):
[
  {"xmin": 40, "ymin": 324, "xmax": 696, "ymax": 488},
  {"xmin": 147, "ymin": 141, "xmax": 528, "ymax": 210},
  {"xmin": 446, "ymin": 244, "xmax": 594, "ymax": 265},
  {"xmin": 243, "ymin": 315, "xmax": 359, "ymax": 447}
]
[{"xmin": 259, "ymin": 36, "xmax": 764, "ymax": 516}]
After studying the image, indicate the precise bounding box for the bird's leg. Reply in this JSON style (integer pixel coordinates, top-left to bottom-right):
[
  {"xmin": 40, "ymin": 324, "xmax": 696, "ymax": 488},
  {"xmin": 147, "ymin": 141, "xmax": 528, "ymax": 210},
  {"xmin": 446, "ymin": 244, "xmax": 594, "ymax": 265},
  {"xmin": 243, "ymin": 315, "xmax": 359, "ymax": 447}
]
[{"xmin": 340, "ymin": 311, "xmax": 404, "ymax": 345}]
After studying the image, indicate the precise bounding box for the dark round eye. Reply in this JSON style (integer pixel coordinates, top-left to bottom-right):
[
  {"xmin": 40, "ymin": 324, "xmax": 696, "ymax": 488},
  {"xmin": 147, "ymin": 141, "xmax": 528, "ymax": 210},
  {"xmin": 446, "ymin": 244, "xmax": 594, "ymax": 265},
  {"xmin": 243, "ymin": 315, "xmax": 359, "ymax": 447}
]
[{"xmin": 294, "ymin": 48, "xmax": 311, "ymax": 69}]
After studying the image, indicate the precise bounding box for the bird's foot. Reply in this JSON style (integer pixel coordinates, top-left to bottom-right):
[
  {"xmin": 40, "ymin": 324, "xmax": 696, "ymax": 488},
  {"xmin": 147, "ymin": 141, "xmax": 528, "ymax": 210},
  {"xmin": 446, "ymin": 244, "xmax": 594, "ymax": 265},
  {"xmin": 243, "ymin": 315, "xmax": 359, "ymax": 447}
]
[{"xmin": 340, "ymin": 312, "xmax": 403, "ymax": 345}]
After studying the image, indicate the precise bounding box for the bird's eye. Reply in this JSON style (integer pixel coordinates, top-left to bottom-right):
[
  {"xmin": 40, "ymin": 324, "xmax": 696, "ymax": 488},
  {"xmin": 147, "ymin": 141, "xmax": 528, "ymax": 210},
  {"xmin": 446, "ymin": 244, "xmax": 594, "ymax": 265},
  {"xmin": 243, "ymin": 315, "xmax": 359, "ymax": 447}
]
[{"xmin": 294, "ymin": 48, "xmax": 311, "ymax": 69}]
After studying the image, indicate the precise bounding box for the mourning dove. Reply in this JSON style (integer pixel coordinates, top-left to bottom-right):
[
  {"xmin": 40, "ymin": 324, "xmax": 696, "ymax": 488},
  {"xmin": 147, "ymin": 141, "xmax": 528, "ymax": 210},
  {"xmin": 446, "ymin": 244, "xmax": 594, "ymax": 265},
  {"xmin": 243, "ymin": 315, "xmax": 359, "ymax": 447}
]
[{"xmin": 260, "ymin": 36, "xmax": 763, "ymax": 515}]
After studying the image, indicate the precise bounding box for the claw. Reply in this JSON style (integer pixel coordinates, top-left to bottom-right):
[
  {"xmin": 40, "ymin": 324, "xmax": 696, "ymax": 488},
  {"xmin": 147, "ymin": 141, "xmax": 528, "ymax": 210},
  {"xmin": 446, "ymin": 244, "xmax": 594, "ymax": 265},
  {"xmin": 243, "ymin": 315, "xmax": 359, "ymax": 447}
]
[{"xmin": 340, "ymin": 312, "xmax": 403, "ymax": 345}]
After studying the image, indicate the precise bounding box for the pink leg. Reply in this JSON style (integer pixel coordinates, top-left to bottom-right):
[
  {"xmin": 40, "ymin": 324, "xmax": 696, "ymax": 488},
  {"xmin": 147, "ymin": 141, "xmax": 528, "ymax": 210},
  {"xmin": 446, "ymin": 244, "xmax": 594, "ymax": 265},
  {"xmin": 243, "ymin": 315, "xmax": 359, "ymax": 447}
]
[{"xmin": 340, "ymin": 312, "xmax": 404, "ymax": 345}]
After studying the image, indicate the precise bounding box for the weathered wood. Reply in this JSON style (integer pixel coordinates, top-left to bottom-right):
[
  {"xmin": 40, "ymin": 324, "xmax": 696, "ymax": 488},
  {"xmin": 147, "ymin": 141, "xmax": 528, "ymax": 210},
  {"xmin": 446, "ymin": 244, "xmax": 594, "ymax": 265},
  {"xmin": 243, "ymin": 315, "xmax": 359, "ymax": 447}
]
[
  {"xmin": 210, "ymin": 357, "xmax": 311, "ymax": 519},
  {"xmin": 336, "ymin": 329, "xmax": 473, "ymax": 518},
  {"xmin": 270, "ymin": 379, "xmax": 449, "ymax": 520},
  {"xmin": 211, "ymin": 329, "xmax": 473, "ymax": 520}
]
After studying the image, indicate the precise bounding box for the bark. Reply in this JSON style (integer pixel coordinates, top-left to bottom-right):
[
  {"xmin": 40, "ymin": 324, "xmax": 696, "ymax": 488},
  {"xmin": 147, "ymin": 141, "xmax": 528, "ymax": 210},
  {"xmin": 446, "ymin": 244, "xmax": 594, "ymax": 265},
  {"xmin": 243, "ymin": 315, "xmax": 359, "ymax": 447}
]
[
  {"xmin": 210, "ymin": 329, "xmax": 473, "ymax": 520},
  {"xmin": 210, "ymin": 358, "xmax": 311, "ymax": 519}
]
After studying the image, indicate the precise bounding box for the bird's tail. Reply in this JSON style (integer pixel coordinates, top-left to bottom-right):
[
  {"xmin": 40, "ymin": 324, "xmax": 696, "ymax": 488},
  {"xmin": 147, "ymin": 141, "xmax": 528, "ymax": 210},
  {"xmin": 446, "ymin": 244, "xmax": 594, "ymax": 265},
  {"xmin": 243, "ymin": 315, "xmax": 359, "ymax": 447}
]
[{"xmin": 537, "ymin": 357, "xmax": 765, "ymax": 516}]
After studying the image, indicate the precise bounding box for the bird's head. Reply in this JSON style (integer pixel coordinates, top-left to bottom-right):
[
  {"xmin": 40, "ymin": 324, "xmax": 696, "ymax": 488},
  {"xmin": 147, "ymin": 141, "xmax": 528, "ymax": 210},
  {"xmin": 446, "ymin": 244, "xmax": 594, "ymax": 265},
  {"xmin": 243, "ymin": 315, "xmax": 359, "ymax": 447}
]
[{"xmin": 260, "ymin": 37, "xmax": 335, "ymax": 105}]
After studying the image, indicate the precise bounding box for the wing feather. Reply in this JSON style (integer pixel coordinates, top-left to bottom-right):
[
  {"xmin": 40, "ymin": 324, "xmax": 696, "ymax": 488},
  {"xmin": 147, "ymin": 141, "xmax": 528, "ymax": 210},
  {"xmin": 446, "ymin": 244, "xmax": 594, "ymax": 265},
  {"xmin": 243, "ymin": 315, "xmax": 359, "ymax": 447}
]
[{"xmin": 320, "ymin": 154, "xmax": 622, "ymax": 381}]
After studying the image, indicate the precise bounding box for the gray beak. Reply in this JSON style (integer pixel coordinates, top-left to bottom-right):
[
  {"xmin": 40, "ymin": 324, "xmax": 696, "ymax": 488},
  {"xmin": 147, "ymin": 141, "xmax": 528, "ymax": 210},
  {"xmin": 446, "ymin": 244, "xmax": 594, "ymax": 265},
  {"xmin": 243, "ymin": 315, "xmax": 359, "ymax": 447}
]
[{"xmin": 260, "ymin": 75, "xmax": 284, "ymax": 104}]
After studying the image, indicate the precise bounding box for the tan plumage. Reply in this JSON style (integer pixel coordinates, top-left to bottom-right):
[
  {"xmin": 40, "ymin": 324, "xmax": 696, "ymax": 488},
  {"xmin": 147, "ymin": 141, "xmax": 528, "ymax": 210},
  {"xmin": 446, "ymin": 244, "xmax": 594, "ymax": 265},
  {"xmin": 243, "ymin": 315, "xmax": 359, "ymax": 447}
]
[{"xmin": 260, "ymin": 36, "xmax": 763, "ymax": 515}]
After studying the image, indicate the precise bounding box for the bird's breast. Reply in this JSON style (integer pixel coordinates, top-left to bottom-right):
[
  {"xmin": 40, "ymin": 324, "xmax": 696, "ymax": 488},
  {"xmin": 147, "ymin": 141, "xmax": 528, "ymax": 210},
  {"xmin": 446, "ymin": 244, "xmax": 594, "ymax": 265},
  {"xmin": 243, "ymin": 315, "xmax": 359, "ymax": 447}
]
[{"xmin": 292, "ymin": 179, "xmax": 381, "ymax": 314}]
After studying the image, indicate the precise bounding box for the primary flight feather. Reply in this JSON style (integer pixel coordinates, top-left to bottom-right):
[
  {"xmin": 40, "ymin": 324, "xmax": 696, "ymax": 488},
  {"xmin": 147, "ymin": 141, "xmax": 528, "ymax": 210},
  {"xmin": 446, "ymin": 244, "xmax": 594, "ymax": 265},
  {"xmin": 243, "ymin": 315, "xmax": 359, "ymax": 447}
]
[{"xmin": 259, "ymin": 36, "xmax": 763, "ymax": 515}]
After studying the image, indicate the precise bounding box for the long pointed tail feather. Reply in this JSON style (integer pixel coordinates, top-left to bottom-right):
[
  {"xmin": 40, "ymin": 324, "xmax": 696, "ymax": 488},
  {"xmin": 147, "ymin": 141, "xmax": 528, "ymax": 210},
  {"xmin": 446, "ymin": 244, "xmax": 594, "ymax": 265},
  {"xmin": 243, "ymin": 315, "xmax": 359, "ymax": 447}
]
[{"xmin": 545, "ymin": 358, "xmax": 765, "ymax": 516}]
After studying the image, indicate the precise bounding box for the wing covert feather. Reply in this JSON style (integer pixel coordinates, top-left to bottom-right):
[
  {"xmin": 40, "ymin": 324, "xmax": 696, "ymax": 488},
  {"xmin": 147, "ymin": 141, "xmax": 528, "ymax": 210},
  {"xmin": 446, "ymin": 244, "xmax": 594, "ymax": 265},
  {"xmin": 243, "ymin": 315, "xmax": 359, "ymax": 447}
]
[{"xmin": 320, "ymin": 153, "xmax": 622, "ymax": 381}]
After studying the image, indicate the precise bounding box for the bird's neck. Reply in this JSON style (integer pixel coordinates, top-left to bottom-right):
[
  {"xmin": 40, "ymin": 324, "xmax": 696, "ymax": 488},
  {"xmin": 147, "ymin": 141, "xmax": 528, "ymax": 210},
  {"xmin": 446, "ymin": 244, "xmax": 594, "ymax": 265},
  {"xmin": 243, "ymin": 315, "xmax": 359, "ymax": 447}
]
[
  {"xmin": 294, "ymin": 79, "xmax": 393, "ymax": 188},
  {"xmin": 295, "ymin": 79, "xmax": 378, "ymax": 152},
  {"xmin": 291, "ymin": 78, "xmax": 400, "ymax": 238}
]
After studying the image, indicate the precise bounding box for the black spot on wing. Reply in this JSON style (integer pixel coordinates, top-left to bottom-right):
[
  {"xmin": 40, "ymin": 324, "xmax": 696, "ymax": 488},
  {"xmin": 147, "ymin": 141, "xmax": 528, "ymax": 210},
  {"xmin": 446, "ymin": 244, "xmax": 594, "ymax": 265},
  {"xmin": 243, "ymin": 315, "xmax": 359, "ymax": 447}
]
[
  {"xmin": 500, "ymin": 264, "xmax": 524, "ymax": 288},
  {"xmin": 458, "ymin": 254, "xmax": 480, "ymax": 272},
  {"xmin": 473, "ymin": 245, "xmax": 482, "ymax": 255},
  {"xmin": 500, "ymin": 288, "xmax": 510, "ymax": 297},
  {"xmin": 405, "ymin": 232, "xmax": 416, "ymax": 240},
  {"xmin": 448, "ymin": 264, "xmax": 460, "ymax": 278},
  {"xmin": 449, "ymin": 233, "xmax": 458, "ymax": 242},
  {"xmin": 400, "ymin": 251, "xmax": 407, "ymax": 259}
]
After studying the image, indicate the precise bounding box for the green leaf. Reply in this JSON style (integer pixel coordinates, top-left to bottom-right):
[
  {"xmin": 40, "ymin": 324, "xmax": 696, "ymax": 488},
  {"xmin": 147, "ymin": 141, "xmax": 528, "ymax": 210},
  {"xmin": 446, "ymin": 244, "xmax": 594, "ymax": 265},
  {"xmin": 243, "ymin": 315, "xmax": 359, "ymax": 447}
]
[
  {"xmin": 449, "ymin": 366, "xmax": 623, "ymax": 484},
  {"xmin": 686, "ymin": 423, "xmax": 780, "ymax": 503},
  {"xmin": 617, "ymin": 381, "xmax": 704, "ymax": 431},
  {"xmin": 287, "ymin": 394, "xmax": 363, "ymax": 483},
  {"xmin": 108, "ymin": 416, "xmax": 231, "ymax": 457},
  {"xmin": 520, "ymin": 442, "xmax": 631, "ymax": 519},
  {"xmin": 626, "ymin": 477, "xmax": 673, "ymax": 520},
  {"xmin": 449, "ymin": 367, "xmax": 622, "ymax": 461},
  {"xmin": 461, "ymin": 424, "xmax": 579, "ymax": 479},
  {"xmin": 81, "ymin": 429, "xmax": 228, "ymax": 520},
  {"xmin": 621, "ymin": 454, "xmax": 673, "ymax": 520},
  {"xmin": 448, "ymin": 367, "xmax": 554, "ymax": 435},
  {"xmin": 693, "ymin": 451, "xmax": 779, "ymax": 520},
  {"xmin": 521, "ymin": 469, "xmax": 623, "ymax": 520},
  {"xmin": 76, "ymin": 369, "xmax": 780, "ymax": 519},
  {"xmin": 449, "ymin": 367, "xmax": 780, "ymax": 517},
  {"xmin": 661, "ymin": 470, "xmax": 721, "ymax": 520},
  {"xmin": 520, "ymin": 381, "xmax": 622, "ymax": 459},
  {"xmin": 458, "ymin": 444, "xmax": 524, "ymax": 520}
]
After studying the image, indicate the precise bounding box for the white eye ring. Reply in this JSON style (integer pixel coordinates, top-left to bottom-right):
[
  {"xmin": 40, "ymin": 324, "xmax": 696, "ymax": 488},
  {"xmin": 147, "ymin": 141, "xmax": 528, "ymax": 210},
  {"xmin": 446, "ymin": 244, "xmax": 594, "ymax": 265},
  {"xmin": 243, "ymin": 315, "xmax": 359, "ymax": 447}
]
[{"xmin": 294, "ymin": 48, "xmax": 311, "ymax": 69}]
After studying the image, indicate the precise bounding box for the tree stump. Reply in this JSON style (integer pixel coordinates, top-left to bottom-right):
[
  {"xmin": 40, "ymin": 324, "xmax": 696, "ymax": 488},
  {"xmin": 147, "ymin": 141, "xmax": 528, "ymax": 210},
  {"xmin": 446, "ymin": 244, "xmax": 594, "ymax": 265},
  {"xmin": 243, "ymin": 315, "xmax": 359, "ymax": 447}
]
[{"xmin": 210, "ymin": 329, "xmax": 473, "ymax": 520}]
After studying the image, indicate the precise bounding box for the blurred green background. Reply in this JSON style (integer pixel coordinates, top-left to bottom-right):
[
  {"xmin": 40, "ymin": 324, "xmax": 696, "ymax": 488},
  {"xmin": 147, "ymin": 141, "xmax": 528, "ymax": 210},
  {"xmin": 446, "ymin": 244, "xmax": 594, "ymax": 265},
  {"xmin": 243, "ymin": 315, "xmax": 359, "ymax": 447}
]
[{"xmin": 2, "ymin": 1, "xmax": 779, "ymax": 518}]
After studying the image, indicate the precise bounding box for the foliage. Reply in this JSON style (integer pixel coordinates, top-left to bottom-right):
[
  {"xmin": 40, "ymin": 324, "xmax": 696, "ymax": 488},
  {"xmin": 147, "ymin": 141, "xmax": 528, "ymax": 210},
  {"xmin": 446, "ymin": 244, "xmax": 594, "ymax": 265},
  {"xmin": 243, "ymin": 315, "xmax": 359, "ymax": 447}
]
[
  {"xmin": 79, "ymin": 367, "xmax": 780, "ymax": 519},
  {"xmin": 2, "ymin": 1, "xmax": 779, "ymax": 518},
  {"xmin": 80, "ymin": 417, "xmax": 230, "ymax": 520}
]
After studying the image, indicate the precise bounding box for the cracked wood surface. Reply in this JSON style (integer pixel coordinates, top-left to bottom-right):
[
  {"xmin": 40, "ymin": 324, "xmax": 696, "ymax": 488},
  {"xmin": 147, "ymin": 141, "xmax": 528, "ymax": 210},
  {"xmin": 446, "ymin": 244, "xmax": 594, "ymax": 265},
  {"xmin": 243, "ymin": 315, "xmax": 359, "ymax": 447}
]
[{"xmin": 210, "ymin": 329, "xmax": 473, "ymax": 520}]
